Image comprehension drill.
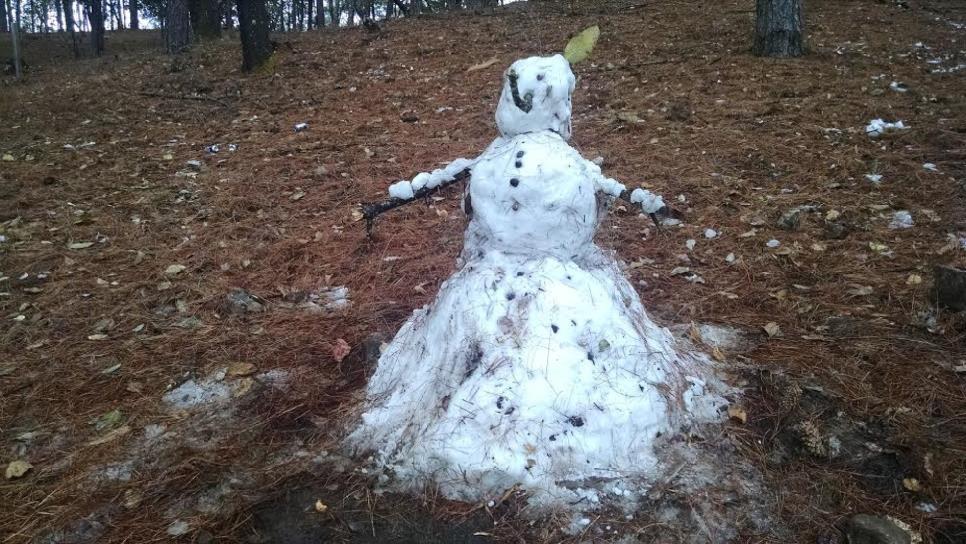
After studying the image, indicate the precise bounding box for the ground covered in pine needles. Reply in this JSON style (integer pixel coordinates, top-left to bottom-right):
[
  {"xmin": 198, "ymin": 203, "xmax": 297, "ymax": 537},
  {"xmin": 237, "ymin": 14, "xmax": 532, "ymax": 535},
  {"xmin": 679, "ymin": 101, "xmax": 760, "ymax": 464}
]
[{"xmin": 1, "ymin": 0, "xmax": 965, "ymax": 542}]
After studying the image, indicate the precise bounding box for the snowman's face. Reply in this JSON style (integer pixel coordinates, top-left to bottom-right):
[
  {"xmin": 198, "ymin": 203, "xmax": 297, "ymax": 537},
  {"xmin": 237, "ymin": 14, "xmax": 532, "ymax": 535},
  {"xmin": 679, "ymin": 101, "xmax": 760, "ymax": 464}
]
[{"xmin": 495, "ymin": 55, "xmax": 576, "ymax": 140}]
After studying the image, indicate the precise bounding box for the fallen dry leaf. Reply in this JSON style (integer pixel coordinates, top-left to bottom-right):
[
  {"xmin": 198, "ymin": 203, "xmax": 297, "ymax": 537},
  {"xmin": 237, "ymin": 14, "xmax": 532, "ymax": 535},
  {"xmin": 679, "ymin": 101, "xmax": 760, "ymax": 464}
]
[
  {"xmin": 87, "ymin": 425, "xmax": 131, "ymax": 446},
  {"xmin": 315, "ymin": 499, "xmax": 328, "ymax": 513},
  {"xmin": 727, "ymin": 405, "xmax": 747, "ymax": 424},
  {"xmin": 227, "ymin": 362, "xmax": 256, "ymax": 377},
  {"xmin": 763, "ymin": 322, "xmax": 781, "ymax": 337},
  {"xmin": 5, "ymin": 460, "xmax": 33, "ymax": 479},
  {"xmin": 466, "ymin": 56, "xmax": 499, "ymax": 72},
  {"xmin": 331, "ymin": 339, "xmax": 351, "ymax": 363}
]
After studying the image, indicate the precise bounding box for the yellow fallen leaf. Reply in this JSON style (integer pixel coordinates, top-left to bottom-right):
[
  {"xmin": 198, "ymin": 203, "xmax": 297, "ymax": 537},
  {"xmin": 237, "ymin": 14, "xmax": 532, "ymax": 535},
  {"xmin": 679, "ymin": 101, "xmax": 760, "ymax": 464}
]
[
  {"xmin": 902, "ymin": 477, "xmax": 921, "ymax": 492},
  {"xmin": 727, "ymin": 405, "xmax": 747, "ymax": 424},
  {"xmin": 5, "ymin": 460, "xmax": 32, "ymax": 479},
  {"xmin": 906, "ymin": 274, "xmax": 922, "ymax": 285},
  {"xmin": 711, "ymin": 346, "xmax": 726, "ymax": 362},
  {"xmin": 227, "ymin": 362, "xmax": 256, "ymax": 377},
  {"xmin": 232, "ymin": 377, "xmax": 255, "ymax": 398},
  {"xmin": 563, "ymin": 25, "xmax": 601, "ymax": 65},
  {"xmin": 315, "ymin": 499, "xmax": 328, "ymax": 513}
]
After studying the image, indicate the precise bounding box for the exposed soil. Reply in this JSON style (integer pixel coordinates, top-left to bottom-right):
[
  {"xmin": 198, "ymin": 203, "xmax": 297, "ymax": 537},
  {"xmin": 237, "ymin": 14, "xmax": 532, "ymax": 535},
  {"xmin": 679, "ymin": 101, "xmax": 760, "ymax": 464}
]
[{"xmin": 1, "ymin": 0, "xmax": 965, "ymax": 542}]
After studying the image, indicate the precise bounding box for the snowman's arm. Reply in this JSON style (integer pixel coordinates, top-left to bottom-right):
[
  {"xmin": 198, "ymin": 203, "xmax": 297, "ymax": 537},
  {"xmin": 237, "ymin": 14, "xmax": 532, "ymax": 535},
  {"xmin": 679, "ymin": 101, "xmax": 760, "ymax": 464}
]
[
  {"xmin": 361, "ymin": 157, "xmax": 476, "ymax": 234},
  {"xmin": 588, "ymin": 163, "xmax": 670, "ymax": 227}
]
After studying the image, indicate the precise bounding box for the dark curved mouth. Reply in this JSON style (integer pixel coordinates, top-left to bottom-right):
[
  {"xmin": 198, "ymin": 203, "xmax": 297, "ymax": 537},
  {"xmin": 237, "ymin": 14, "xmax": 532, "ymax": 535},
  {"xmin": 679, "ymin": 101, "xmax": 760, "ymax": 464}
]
[{"xmin": 507, "ymin": 69, "xmax": 533, "ymax": 113}]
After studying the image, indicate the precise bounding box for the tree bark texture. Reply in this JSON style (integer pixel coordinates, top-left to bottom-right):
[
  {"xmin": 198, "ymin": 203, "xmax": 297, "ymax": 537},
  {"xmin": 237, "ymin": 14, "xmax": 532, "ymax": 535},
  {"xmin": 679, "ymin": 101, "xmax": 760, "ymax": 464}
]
[
  {"xmin": 129, "ymin": 0, "xmax": 138, "ymax": 29},
  {"xmin": 237, "ymin": 0, "xmax": 271, "ymax": 71},
  {"xmin": 166, "ymin": 0, "xmax": 190, "ymax": 52},
  {"xmin": 88, "ymin": 0, "xmax": 105, "ymax": 55},
  {"xmin": 753, "ymin": 0, "xmax": 804, "ymax": 57},
  {"xmin": 190, "ymin": 0, "xmax": 221, "ymax": 38}
]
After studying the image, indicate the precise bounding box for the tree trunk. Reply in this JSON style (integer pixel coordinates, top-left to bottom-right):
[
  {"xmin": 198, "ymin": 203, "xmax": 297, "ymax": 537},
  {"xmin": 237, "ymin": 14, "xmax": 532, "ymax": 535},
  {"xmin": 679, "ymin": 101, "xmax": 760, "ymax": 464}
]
[
  {"xmin": 128, "ymin": 0, "xmax": 137, "ymax": 29},
  {"xmin": 190, "ymin": 0, "xmax": 221, "ymax": 38},
  {"xmin": 328, "ymin": 0, "xmax": 335, "ymax": 26},
  {"xmin": 7, "ymin": 0, "xmax": 22, "ymax": 78},
  {"xmin": 753, "ymin": 0, "xmax": 804, "ymax": 57},
  {"xmin": 223, "ymin": 0, "xmax": 233, "ymax": 28},
  {"xmin": 314, "ymin": 0, "xmax": 322, "ymax": 27},
  {"xmin": 1, "ymin": 0, "xmax": 9, "ymax": 32},
  {"xmin": 236, "ymin": 0, "xmax": 271, "ymax": 71},
  {"xmin": 89, "ymin": 0, "xmax": 105, "ymax": 54},
  {"xmin": 166, "ymin": 0, "xmax": 190, "ymax": 52}
]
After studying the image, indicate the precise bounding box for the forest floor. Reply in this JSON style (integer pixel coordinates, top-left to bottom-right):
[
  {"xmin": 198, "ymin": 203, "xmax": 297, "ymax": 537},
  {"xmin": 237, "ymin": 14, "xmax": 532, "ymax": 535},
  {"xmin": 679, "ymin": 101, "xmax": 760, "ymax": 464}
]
[{"xmin": 1, "ymin": 0, "xmax": 965, "ymax": 542}]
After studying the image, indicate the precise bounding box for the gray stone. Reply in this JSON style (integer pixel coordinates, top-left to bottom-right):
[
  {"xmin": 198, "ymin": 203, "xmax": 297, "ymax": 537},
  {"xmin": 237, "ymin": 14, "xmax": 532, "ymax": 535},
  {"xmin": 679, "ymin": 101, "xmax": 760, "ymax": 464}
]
[
  {"xmin": 847, "ymin": 514, "xmax": 911, "ymax": 544},
  {"xmin": 226, "ymin": 289, "xmax": 265, "ymax": 314},
  {"xmin": 933, "ymin": 265, "xmax": 966, "ymax": 311},
  {"xmin": 777, "ymin": 208, "xmax": 802, "ymax": 230}
]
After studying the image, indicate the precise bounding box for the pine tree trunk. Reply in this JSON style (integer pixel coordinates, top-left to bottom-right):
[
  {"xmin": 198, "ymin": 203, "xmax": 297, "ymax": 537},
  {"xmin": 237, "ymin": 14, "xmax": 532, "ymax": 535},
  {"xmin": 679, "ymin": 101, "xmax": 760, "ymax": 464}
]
[
  {"xmin": 89, "ymin": 0, "xmax": 105, "ymax": 54},
  {"xmin": 236, "ymin": 0, "xmax": 271, "ymax": 71},
  {"xmin": 753, "ymin": 0, "xmax": 804, "ymax": 57},
  {"xmin": 223, "ymin": 0, "xmax": 233, "ymax": 28},
  {"xmin": 189, "ymin": 0, "xmax": 221, "ymax": 38},
  {"xmin": 314, "ymin": 0, "xmax": 322, "ymax": 27},
  {"xmin": 8, "ymin": 0, "xmax": 22, "ymax": 77},
  {"xmin": 328, "ymin": 0, "xmax": 335, "ymax": 25},
  {"xmin": 1, "ymin": 0, "xmax": 8, "ymax": 33},
  {"xmin": 166, "ymin": 0, "xmax": 190, "ymax": 52},
  {"xmin": 129, "ymin": 0, "xmax": 137, "ymax": 29}
]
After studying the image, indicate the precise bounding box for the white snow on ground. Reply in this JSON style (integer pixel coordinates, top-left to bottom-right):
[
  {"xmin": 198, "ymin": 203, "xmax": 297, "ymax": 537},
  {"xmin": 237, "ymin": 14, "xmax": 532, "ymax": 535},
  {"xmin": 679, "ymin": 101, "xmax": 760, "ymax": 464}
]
[
  {"xmin": 865, "ymin": 118, "xmax": 909, "ymax": 138},
  {"xmin": 889, "ymin": 210, "xmax": 914, "ymax": 229},
  {"xmin": 866, "ymin": 173, "xmax": 883, "ymax": 184},
  {"xmin": 350, "ymin": 55, "xmax": 725, "ymax": 510}
]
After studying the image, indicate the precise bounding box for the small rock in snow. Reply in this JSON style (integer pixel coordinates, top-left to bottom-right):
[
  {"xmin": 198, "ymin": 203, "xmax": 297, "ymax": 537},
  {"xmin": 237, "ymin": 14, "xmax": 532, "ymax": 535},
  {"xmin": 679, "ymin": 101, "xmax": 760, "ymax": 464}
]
[
  {"xmin": 888, "ymin": 210, "xmax": 914, "ymax": 229},
  {"xmin": 766, "ymin": 239, "xmax": 781, "ymax": 248}
]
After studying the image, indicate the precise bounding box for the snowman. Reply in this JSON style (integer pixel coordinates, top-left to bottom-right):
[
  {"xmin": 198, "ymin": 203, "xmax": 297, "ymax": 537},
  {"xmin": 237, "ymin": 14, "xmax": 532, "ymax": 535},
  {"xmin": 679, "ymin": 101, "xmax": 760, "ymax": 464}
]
[{"xmin": 349, "ymin": 54, "xmax": 725, "ymax": 509}]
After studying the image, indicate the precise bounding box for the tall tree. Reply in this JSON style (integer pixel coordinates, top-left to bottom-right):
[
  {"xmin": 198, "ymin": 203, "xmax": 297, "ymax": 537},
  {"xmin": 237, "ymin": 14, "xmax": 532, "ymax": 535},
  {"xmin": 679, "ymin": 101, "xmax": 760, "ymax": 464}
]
[
  {"xmin": 189, "ymin": 0, "xmax": 221, "ymax": 38},
  {"xmin": 314, "ymin": 0, "xmax": 322, "ymax": 27},
  {"xmin": 7, "ymin": 0, "xmax": 22, "ymax": 78},
  {"xmin": 753, "ymin": 0, "xmax": 804, "ymax": 57},
  {"xmin": 62, "ymin": 0, "xmax": 80, "ymax": 57},
  {"xmin": 128, "ymin": 0, "xmax": 137, "ymax": 29},
  {"xmin": 166, "ymin": 0, "xmax": 190, "ymax": 52},
  {"xmin": 0, "ymin": 0, "xmax": 8, "ymax": 33},
  {"xmin": 88, "ymin": 0, "xmax": 105, "ymax": 54},
  {"xmin": 236, "ymin": 0, "xmax": 271, "ymax": 71}
]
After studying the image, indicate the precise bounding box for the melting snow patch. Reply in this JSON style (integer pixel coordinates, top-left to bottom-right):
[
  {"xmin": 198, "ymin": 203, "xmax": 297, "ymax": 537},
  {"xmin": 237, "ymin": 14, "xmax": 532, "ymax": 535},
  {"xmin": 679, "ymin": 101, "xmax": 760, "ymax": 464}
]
[
  {"xmin": 889, "ymin": 81, "xmax": 909, "ymax": 93},
  {"xmin": 865, "ymin": 119, "xmax": 908, "ymax": 138},
  {"xmin": 704, "ymin": 228, "xmax": 718, "ymax": 239},
  {"xmin": 922, "ymin": 163, "xmax": 939, "ymax": 172},
  {"xmin": 889, "ymin": 211, "xmax": 914, "ymax": 229},
  {"xmin": 766, "ymin": 239, "xmax": 781, "ymax": 248},
  {"xmin": 163, "ymin": 379, "xmax": 231, "ymax": 409},
  {"xmin": 865, "ymin": 173, "xmax": 883, "ymax": 185}
]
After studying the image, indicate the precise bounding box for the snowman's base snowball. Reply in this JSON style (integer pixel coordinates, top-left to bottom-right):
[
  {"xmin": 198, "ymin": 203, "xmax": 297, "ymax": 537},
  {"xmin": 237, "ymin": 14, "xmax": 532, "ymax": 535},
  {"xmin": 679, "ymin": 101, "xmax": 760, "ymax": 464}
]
[{"xmin": 347, "ymin": 247, "xmax": 727, "ymax": 510}]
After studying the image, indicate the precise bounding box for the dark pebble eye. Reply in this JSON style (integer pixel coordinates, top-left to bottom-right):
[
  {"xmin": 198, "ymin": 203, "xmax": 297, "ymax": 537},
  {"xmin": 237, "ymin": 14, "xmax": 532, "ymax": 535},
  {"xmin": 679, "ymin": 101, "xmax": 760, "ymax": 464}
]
[
  {"xmin": 516, "ymin": 150, "xmax": 525, "ymax": 158},
  {"xmin": 506, "ymin": 292, "xmax": 516, "ymax": 301},
  {"xmin": 537, "ymin": 73, "xmax": 545, "ymax": 81},
  {"xmin": 516, "ymin": 271, "xmax": 524, "ymax": 276},
  {"xmin": 551, "ymin": 324, "xmax": 559, "ymax": 333},
  {"xmin": 567, "ymin": 415, "xmax": 584, "ymax": 427},
  {"xmin": 515, "ymin": 161, "xmax": 523, "ymax": 168},
  {"xmin": 510, "ymin": 178, "xmax": 520, "ymax": 187},
  {"xmin": 511, "ymin": 202, "xmax": 520, "ymax": 211}
]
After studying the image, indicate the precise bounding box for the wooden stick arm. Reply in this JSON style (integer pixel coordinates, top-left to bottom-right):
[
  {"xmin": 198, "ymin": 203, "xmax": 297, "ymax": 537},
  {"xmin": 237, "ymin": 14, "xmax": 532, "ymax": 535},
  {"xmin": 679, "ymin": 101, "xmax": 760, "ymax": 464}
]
[{"xmin": 362, "ymin": 168, "xmax": 472, "ymax": 234}]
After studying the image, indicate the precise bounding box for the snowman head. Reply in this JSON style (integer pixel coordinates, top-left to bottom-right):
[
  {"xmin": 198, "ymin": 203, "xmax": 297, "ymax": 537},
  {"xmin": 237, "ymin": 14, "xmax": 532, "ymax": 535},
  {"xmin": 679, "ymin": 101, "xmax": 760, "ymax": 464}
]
[{"xmin": 495, "ymin": 54, "xmax": 576, "ymax": 140}]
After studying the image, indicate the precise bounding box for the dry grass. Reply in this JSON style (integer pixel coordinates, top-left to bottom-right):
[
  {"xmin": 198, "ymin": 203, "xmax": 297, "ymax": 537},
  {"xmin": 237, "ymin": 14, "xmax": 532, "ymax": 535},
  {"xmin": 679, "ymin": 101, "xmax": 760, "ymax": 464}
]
[{"xmin": 1, "ymin": 0, "xmax": 965, "ymax": 542}]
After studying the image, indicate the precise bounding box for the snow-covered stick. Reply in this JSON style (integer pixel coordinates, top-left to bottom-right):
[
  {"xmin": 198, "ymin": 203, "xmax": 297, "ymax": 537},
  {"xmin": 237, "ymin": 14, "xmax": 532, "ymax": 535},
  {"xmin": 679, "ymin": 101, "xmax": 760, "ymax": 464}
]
[{"xmin": 361, "ymin": 167, "xmax": 472, "ymax": 234}]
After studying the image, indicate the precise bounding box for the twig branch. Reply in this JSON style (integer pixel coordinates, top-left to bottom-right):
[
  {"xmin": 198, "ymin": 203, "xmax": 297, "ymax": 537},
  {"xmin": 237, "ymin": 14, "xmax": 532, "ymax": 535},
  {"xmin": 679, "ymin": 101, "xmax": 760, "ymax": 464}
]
[
  {"xmin": 138, "ymin": 91, "xmax": 232, "ymax": 109},
  {"xmin": 361, "ymin": 168, "xmax": 472, "ymax": 234}
]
